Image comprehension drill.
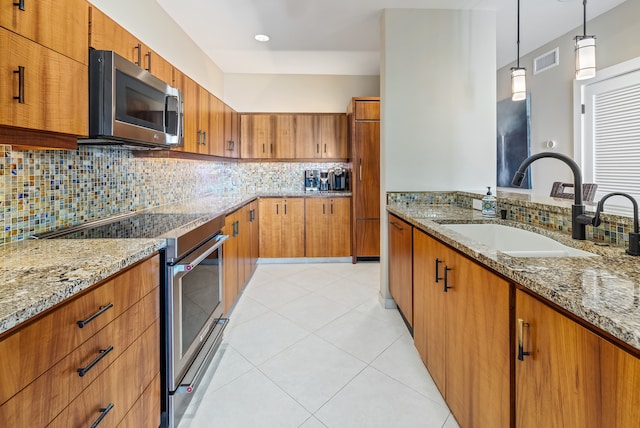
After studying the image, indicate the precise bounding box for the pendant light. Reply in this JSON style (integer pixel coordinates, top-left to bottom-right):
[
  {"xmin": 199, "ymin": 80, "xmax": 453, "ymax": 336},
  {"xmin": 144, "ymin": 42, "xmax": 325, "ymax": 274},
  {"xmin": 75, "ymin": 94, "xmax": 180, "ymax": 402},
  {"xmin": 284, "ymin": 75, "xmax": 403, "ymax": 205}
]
[
  {"xmin": 575, "ymin": 0, "xmax": 596, "ymax": 80},
  {"xmin": 511, "ymin": 0, "xmax": 526, "ymax": 101}
]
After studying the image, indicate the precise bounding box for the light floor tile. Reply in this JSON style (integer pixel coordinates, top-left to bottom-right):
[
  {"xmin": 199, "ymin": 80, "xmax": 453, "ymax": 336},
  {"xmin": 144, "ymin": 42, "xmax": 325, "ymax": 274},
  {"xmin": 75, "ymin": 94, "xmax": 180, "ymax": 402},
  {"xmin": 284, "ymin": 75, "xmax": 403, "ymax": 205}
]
[
  {"xmin": 444, "ymin": 413, "xmax": 462, "ymax": 428},
  {"xmin": 243, "ymin": 279, "xmax": 312, "ymax": 310},
  {"xmin": 184, "ymin": 368, "xmax": 311, "ymax": 428},
  {"xmin": 371, "ymin": 335, "xmax": 447, "ymax": 407},
  {"xmin": 225, "ymin": 295, "xmax": 270, "ymax": 331},
  {"xmin": 225, "ymin": 311, "xmax": 309, "ymax": 365},
  {"xmin": 315, "ymin": 367, "xmax": 451, "ymax": 428},
  {"xmin": 315, "ymin": 310, "xmax": 405, "ymax": 363},
  {"xmin": 275, "ymin": 292, "xmax": 352, "ymax": 332},
  {"xmin": 282, "ymin": 267, "xmax": 345, "ymax": 292},
  {"xmin": 315, "ymin": 278, "xmax": 378, "ymax": 309},
  {"xmin": 259, "ymin": 335, "xmax": 366, "ymax": 413},
  {"xmin": 299, "ymin": 416, "xmax": 328, "ymax": 428}
]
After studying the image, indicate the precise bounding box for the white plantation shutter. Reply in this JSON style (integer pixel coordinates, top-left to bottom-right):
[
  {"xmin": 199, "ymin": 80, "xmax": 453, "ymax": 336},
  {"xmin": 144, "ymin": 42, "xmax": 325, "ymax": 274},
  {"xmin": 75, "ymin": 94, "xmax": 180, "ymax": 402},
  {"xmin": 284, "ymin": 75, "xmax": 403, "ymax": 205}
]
[{"xmin": 583, "ymin": 68, "xmax": 640, "ymax": 214}]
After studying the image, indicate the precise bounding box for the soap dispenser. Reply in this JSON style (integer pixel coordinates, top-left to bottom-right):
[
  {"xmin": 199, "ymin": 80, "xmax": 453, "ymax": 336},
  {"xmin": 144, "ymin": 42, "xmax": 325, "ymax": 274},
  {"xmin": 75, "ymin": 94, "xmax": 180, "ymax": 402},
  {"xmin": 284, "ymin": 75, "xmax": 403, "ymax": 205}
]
[{"xmin": 482, "ymin": 186, "xmax": 497, "ymax": 218}]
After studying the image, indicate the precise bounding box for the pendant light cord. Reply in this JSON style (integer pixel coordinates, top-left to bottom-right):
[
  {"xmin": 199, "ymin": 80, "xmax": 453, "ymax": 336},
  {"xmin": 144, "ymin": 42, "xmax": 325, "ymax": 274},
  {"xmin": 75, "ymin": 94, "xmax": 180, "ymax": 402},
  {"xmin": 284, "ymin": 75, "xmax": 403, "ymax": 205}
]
[
  {"xmin": 516, "ymin": 0, "xmax": 521, "ymax": 68},
  {"xmin": 583, "ymin": 0, "xmax": 587, "ymax": 37}
]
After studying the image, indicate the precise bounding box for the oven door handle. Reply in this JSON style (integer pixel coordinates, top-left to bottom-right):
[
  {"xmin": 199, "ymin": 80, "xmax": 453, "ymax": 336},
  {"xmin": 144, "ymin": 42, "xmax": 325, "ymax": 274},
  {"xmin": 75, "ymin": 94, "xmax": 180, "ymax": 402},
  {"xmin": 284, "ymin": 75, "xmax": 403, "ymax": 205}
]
[{"xmin": 173, "ymin": 234, "xmax": 228, "ymax": 274}]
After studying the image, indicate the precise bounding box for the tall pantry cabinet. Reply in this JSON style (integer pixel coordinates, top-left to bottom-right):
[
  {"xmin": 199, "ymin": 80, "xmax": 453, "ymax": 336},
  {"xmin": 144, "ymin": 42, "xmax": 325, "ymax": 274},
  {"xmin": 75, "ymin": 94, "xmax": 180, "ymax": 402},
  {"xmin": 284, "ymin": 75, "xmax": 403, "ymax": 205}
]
[{"xmin": 347, "ymin": 97, "xmax": 380, "ymax": 262}]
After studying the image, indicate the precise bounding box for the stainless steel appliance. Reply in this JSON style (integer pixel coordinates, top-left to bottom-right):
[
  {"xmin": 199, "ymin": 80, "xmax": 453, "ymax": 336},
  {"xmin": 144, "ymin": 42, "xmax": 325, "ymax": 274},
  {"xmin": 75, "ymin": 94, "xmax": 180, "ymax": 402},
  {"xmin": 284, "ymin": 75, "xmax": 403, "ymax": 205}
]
[
  {"xmin": 82, "ymin": 50, "xmax": 184, "ymax": 149},
  {"xmin": 319, "ymin": 171, "xmax": 329, "ymax": 192},
  {"xmin": 36, "ymin": 211, "xmax": 228, "ymax": 428},
  {"xmin": 305, "ymin": 169, "xmax": 320, "ymax": 192},
  {"xmin": 329, "ymin": 167, "xmax": 349, "ymax": 191}
]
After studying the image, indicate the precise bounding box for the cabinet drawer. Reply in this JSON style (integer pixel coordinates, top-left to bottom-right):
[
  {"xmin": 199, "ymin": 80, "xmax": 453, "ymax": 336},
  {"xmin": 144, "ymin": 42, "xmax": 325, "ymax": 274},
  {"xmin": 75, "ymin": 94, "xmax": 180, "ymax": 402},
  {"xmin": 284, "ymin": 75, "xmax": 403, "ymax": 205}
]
[
  {"xmin": 118, "ymin": 374, "xmax": 161, "ymax": 428},
  {"xmin": 0, "ymin": 255, "xmax": 159, "ymax": 406},
  {"xmin": 0, "ymin": 288, "xmax": 159, "ymax": 427},
  {"xmin": 0, "ymin": 0, "xmax": 88, "ymax": 64},
  {"xmin": 48, "ymin": 319, "xmax": 160, "ymax": 428},
  {"xmin": 354, "ymin": 101, "xmax": 380, "ymax": 121}
]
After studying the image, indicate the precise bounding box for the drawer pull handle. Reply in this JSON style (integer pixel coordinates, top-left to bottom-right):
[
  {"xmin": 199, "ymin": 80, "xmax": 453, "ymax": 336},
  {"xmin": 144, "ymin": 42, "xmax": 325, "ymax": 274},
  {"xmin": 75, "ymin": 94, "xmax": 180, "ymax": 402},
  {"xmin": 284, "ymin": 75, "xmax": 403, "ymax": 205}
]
[
  {"xmin": 77, "ymin": 303, "xmax": 114, "ymax": 328},
  {"xmin": 390, "ymin": 221, "xmax": 403, "ymax": 231},
  {"xmin": 77, "ymin": 346, "xmax": 114, "ymax": 377},
  {"xmin": 145, "ymin": 51, "xmax": 152, "ymax": 72},
  {"xmin": 134, "ymin": 43, "xmax": 142, "ymax": 66},
  {"xmin": 443, "ymin": 266, "xmax": 452, "ymax": 292},
  {"xmin": 435, "ymin": 258, "xmax": 443, "ymax": 283},
  {"xmin": 91, "ymin": 403, "xmax": 114, "ymax": 428},
  {"xmin": 517, "ymin": 318, "xmax": 531, "ymax": 361},
  {"xmin": 13, "ymin": 66, "xmax": 25, "ymax": 104},
  {"xmin": 13, "ymin": 0, "xmax": 25, "ymax": 11}
]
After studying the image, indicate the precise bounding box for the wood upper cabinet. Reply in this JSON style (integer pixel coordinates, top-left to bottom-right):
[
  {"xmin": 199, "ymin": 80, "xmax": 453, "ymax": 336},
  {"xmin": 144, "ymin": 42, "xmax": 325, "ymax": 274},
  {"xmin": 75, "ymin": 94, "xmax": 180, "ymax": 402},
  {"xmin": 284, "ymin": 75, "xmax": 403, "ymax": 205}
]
[
  {"xmin": 515, "ymin": 289, "xmax": 602, "ymax": 428},
  {"xmin": 295, "ymin": 114, "xmax": 347, "ymax": 159},
  {"xmin": 259, "ymin": 198, "xmax": 304, "ymax": 258},
  {"xmin": 241, "ymin": 114, "xmax": 272, "ymax": 159},
  {"xmin": 413, "ymin": 229, "xmax": 510, "ymax": 428},
  {"xmin": 0, "ymin": 28, "xmax": 88, "ymax": 137},
  {"xmin": 144, "ymin": 47, "xmax": 174, "ymax": 85},
  {"xmin": 305, "ymin": 197, "xmax": 351, "ymax": 257},
  {"xmin": 224, "ymin": 104, "xmax": 240, "ymax": 158},
  {"xmin": 388, "ymin": 214, "xmax": 413, "ymax": 326},
  {"xmin": 274, "ymin": 115, "xmax": 296, "ymax": 158},
  {"xmin": 0, "ymin": 0, "xmax": 88, "ymax": 64},
  {"xmin": 209, "ymin": 95, "xmax": 225, "ymax": 156}
]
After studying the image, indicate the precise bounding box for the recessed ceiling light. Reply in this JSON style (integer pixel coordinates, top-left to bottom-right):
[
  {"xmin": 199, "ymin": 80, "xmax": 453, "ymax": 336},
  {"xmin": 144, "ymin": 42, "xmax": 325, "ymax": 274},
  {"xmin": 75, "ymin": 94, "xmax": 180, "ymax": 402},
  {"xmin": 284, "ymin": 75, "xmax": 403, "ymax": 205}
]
[{"xmin": 254, "ymin": 34, "xmax": 270, "ymax": 42}]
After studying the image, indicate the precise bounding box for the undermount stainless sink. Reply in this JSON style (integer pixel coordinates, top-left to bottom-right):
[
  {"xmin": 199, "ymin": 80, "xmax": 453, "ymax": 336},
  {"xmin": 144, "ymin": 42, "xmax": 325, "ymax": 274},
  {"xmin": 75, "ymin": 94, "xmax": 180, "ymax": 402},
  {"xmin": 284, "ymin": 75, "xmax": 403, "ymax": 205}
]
[{"xmin": 441, "ymin": 223, "xmax": 598, "ymax": 258}]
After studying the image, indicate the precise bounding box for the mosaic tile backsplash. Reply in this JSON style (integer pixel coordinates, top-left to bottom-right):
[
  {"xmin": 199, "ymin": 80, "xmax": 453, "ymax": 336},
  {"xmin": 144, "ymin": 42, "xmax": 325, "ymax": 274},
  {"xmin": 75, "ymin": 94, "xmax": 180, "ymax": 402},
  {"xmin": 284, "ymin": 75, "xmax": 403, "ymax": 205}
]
[{"xmin": 0, "ymin": 145, "xmax": 346, "ymax": 244}]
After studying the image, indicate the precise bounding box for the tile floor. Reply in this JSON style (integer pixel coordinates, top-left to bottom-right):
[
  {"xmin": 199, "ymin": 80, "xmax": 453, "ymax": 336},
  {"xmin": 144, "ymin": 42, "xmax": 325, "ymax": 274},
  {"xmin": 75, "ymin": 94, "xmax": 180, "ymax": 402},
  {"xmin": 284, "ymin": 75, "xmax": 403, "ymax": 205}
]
[{"xmin": 178, "ymin": 262, "xmax": 459, "ymax": 428}]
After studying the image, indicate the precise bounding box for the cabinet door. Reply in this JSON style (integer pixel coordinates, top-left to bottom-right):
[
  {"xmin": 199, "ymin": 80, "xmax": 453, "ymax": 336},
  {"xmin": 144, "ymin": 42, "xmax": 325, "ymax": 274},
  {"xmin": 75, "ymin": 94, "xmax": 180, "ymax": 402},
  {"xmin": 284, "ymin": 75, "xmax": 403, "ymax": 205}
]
[
  {"xmin": 354, "ymin": 121, "xmax": 380, "ymax": 219},
  {"xmin": 0, "ymin": 29, "xmax": 88, "ymax": 136},
  {"xmin": 241, "ymin": 115, "xmax": 272, "ymax": 159},
  {"xmin": 319, "ymin": 115, "xmax": 347, "ymax": 159},
  {"xmin": 355, "ymin": 219, "xmax": 380, "ymax": 258},
  {"xmin": 224, "ymin": 104, "xmax": 240, "ymax": 158},
  {"xmin": 305, "ymin": 198, "xmax": 328, "ymax": 257},
  {"xmin": 238, "ymin": 205, "xmax": 252, "ymax": 290},
  {"xmin": 1, "ymin": 0, "xmax": 88, "ymax": 64},
  {"xmin": 600, "ymin": 339, "xmax": 640, "ymax": 427},
  {"xmin": 258, "ymin": 198, "xmax": 283, "ymax": 258},
  {"xmin": 412, "ymin": 230, "xmax": 447, "ymax": 394},
  {"xmin": 208, "ymin": 96, "xmax": 225, "ymax": 156},
  {"xmin": 197, "ymin": 86, "xmax": 211, "ymax": 155},
  {"xmin": 274, "ymin": 115, "xmax": 295, "ymax": 158},
  {"xmin": 355, "ymin": 100, "xmax": 380, "ymax": 120},
  {"xmin": 222, "ymin": 213, "xmax": 239, "ymax": 313},
  {"xmin": 515, "ymin": 289, "xmax": 601, "ymax": 428},
  {"xmin": 445, "ymin": 250, "xmax": 510, "ymax": 428},
  {"xmin": 327, "ymin": 198, "xmax": 351, "ymax": 257},
  {"xmin": 388, "ymin": 215, "xmax": 413, "ymax": 325},
  {"xmin": 142, "ymin": 47, "xmax": 174, "ymax": 85},
  {"xmin": 174, "ymin": 72, "xmax": 199, "ymax": 153},
  {"xmin": 294, "ymin": 115, "xmax": 318, "ymax": 159},
  {"xmin": 89, "ymin": 7, "xmax": 145, "ymax": 67},
  {"xmin": 231, "ymin": 110, "xmax": 240, "ymax": 158},
  {"xmin": 281, "ymin": 199, "xmax": 305, "ymax": 258},
  {"xmin": 249, "ymin": 201, "xmax": 259, "ymax": 270}
]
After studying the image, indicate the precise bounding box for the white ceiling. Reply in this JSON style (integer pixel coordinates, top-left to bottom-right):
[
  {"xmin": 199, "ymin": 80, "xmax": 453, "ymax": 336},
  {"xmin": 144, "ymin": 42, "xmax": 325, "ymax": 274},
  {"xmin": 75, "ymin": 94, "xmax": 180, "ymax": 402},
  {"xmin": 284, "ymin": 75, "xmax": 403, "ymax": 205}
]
[{"xmin": 156, "ymin": 0, "xmax": 627, "ymax": 75}]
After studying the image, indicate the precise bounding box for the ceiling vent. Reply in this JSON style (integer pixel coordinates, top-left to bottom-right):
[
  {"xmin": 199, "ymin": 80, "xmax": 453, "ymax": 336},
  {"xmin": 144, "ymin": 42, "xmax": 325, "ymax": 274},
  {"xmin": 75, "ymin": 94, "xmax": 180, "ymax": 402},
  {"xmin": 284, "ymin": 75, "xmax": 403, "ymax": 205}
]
[{"xmin": 533, "ymin": 47, "xmax": 560, "ymax": 74}]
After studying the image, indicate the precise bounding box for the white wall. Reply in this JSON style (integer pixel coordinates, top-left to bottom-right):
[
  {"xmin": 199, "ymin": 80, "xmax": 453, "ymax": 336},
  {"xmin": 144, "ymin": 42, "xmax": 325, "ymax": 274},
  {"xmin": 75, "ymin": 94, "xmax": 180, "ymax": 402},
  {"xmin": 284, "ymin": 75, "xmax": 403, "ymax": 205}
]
[
  {"xmin": 382, "ymin": 9, "xmax": 496, "ymax": 193},
  {"xmin": 224, "ymin": 74, "xmax": 379, "ymax": 112},
  {"xmin": 379, "ymin": 9, "xmax": 496, "ymax": 304},
  {"xmin": 497, "ymin": 0, "xmax": 640, "ymax": 196},
  {"xmin": 88, "ymin": 0, "xmax": 225, "ymax": 97}
]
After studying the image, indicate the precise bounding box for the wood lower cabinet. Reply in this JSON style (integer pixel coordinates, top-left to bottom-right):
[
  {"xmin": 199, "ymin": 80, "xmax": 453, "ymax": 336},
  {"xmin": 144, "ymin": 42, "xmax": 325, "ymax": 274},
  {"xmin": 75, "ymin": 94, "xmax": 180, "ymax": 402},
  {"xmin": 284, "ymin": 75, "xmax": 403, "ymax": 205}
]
[
  {"xmin": 247, "ymin": 201, "xmax": 259, "ymax": 279},
  {"xmin": 413, "ymin": 230, "xmax": 510, "ymax": 427},
  {"xmin": 0, "ymin": 28, "xmax": 88, "ymax": 138},
  {"xmin": 348, "ymin": 98, "xmax": 380, "ymax": 261},
  {"xmin": 222, "ymin": 212, "xmax": 240, "ymax": 314},
  {"xmin": 515, "ymin": 289, "xmax": 640, "ymax": 428},
  {"xmin": 305, "ymin": 197, "xmax": 351, "ymax": 257},
  {"xmin": 387, "ymin": 214, "xmax": 413, "ymax": 326},
  {"xmin": 0, "ymin": 255, "xmax": 161, "ymax": 427},
  {"xmin": 259, "ymin": 198, "xmax": 304, "ymax": 258}
]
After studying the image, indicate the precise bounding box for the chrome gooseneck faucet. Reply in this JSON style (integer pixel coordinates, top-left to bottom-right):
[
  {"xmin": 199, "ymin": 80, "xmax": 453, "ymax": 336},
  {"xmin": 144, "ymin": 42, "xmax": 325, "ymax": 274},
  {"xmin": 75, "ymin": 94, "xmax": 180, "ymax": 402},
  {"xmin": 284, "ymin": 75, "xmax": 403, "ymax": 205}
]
[
  {"xmin": 511, "ymin": 152, "xmax": 593, "ymax": 240},
  {"xmin": 592, "ymin": 192, "xmax": 640, "ymax": 256}
]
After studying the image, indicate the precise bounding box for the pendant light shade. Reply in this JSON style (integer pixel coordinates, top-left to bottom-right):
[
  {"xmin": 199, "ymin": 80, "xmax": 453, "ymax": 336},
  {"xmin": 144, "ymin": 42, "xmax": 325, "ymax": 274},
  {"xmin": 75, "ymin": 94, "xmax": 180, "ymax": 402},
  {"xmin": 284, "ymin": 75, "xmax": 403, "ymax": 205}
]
[
  {"xmin": 575, "ymin": 0, "xmax": 596, "ymax": 80},
  {"xmin": 511, "ymin": 0, "xmax": 526, "ymax": 101}
]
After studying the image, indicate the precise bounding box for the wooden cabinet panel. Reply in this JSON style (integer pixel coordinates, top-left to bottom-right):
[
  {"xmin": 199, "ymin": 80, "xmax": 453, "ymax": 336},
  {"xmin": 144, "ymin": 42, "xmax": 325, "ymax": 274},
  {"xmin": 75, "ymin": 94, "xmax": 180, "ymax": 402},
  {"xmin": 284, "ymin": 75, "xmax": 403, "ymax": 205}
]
[
  {"xmin": 259, "ymin": 198, "xmax": 304, "ymax": 258},
  {"xmin": 223, "ymin": 212, "xmax": 239, "ymax": 314},
  {"xmin": 412, "ymin": 229, "xmax": 447, "ymax": 393},
  {"xmin": 249, "ymin": 201, "xmax": 260, "ymax": 272},
  {"xmin": 354, "ymin": 100, "xmax": 380, "ymax": 120},
  {"xmin": 224, "ymin": 104, "xmax": 240, "ymax": 158},
  {"xmin": 118, "ymin": 373, "xmax": 161, "ymax": 428},
  {"xmin": 515, "ymin": 289, "xmax": 602, "ymax": 428},
  {"xmin": 143, "ymin": 47, "xmax": 174, "ymax": 85},
  {"xmin": 294, "ymin": 115, "xmax": 318, "ymax": 158},
  {"xmin": 196, "ymin": 86, "xmax": 211, "ymax": 155},
  {"xmin": 600, "ymin": 339, "xmax": 640, "ymax": 427},
  {"xmin": 353, "ymin": 121, "xmax": 380, "ymax": 219},
  {"xmin": 0, "ymin": 289, "xmax": 159, "ymax": 427},
  {"xmin": 306, "ymin": 198, "xmax": 351, "ymax": 257},
  {"xmin": 209, "ymin": 96, "xmax": 225, "ymax": 156},
  {"xmin": 274, "ymin": 115, "xmax": 295, "ymax": 158},
  {"xmin": 1, "ymin": 0, "xmax": 88, "ymax": 64},
  {"xmin": 48, "ymin": 320, "xmax": 160, "ymax": 428},
  {"xmin": 388, "ymin": 215, "xmax": 413, "ymax": 325},
  {"xmin": 241, "ymin": 114, "xmax": 272, "ymax": 158},
  {"xmin": 0, "ymin": 28, "xmax": 88, "ymax": 136},
  {"xmin": 319, "ymin": 115, "xmax": 348, "ymax": 158},
  {"xmin": 175, "ymin": 72, "xmax": 199, "ymax": 153},
  {"xmin": 89, "ymin": 7, "xmax": 144, "ymax": 67},
  {"xmin": 355, "ymin": 219, "xmax": 380, "ymax": 258},
  {"xmin": 238, "ymin": 204, "xmax": 253, "ymax": 288},
  {"xmin": 0, "ymin": 255, "xmax": 159, "ymax": 406}
]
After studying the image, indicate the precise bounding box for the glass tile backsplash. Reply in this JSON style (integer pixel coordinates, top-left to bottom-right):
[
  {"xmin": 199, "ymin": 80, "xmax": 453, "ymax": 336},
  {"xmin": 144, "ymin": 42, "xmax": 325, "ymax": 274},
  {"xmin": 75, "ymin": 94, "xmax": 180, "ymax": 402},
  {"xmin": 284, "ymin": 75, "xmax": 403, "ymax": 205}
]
[{"xmin": 0, "ymin": 145, "xmax": 346, "ymax": 244}]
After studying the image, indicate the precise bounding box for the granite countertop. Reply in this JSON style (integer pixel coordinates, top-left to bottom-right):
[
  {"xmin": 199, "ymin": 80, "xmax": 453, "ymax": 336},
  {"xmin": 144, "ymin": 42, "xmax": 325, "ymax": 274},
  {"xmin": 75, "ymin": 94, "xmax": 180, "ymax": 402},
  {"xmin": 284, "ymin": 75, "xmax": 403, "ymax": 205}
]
[
  {"xmin": 0, "ymin": 191, "xmax": 353, "ymax": 335},
  {"xmin": 387, "ymin": 203, "xmax": 640, "ymax": 352}
]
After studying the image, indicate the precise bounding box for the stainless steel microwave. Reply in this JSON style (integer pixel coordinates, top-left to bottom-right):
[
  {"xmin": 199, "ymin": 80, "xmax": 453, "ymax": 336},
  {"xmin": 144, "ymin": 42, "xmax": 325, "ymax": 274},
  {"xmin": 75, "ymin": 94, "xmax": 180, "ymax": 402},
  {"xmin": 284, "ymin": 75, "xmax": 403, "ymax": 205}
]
[{"xmin": 82, "ymin": 49, "xmax": 183, "ymax": 149}]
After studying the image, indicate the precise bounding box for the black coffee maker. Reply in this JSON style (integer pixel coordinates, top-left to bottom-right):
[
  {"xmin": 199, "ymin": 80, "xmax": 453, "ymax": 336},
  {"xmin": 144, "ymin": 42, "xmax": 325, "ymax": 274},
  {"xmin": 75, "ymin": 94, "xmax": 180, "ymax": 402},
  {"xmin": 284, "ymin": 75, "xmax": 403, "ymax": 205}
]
[{"xmin": 328, "ymin": 167, "xmax": 349, "ymax": 191}]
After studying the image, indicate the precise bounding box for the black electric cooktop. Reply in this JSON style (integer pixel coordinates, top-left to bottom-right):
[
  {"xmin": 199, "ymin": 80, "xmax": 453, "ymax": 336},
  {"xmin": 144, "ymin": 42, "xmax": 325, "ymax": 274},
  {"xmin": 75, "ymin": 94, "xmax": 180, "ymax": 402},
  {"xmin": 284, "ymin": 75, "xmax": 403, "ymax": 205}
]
[{"xmin": 38, "ymin": 212, "xmax": 207, "ymax": 239}]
